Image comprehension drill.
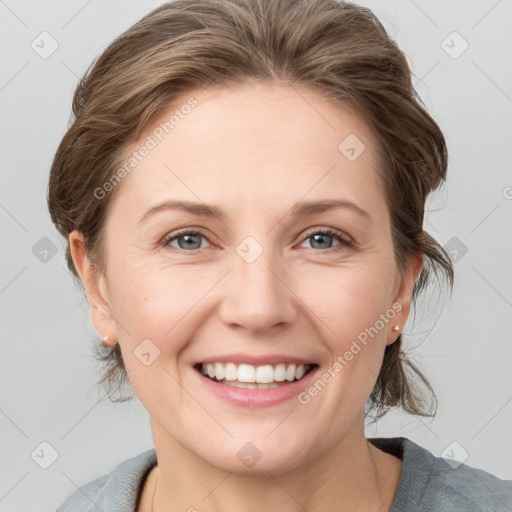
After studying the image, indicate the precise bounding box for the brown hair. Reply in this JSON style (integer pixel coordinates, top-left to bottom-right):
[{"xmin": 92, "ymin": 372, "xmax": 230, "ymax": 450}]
[{"xmin": 48, "ymin": 0, "xmax": 454, "ymax": 419}]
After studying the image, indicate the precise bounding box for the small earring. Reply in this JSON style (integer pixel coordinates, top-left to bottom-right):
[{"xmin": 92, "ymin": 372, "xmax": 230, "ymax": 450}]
[{"xmin": 392, "ymin": 325, "xmax": 400, "ymax": 334}]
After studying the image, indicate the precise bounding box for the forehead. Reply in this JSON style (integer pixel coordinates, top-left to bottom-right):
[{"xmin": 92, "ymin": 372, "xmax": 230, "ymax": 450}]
[{"xmin": 112, "ymin": 82, "xmax": 384, "ymax": 220}]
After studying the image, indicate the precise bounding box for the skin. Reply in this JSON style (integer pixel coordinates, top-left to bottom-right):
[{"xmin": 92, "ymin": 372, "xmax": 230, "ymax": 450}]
[{"xmin": 70, "ymin": 82, "xmax": 422, "ymax": 512}]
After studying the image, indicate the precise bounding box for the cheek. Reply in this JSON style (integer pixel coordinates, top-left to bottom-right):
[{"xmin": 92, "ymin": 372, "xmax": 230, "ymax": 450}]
[
  {"xmin": 306, "ymin": 263, "xmax": 395, "ymax": 343},
  {"xmin": 296, "ymin": 268, "xmax": 396, "ymax": 417},
  {"xmin": 302, "ymin": 261, "xmax": 396, "ymax": 405},
  {"xmin": 110, "ymin": 256, "xmax": 203, "ymax": 330},
  {"xmin": 107, "ymin": 258, "xmax": 219, "ymax": 377},
  {"xmin": 109, "ymin": 263, "xmax": 204, "ymax": 404}
]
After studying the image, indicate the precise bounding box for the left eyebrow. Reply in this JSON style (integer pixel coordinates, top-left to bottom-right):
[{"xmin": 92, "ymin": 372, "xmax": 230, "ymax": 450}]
[{"xmin": 288, "ymin": 199, "xmax": 372, "ymax": 222}]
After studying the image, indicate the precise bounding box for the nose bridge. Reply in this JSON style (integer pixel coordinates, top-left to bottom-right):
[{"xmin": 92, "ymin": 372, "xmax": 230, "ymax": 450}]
[{"xmin": 219, "ymin": 235, "xmax": 296, "ymax": 333}]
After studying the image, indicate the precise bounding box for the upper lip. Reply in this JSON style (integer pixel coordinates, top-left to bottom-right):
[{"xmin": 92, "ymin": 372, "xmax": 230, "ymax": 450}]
[{"xmin": 196, "ymin": 354, "xmax": 317, "ymax": 366}]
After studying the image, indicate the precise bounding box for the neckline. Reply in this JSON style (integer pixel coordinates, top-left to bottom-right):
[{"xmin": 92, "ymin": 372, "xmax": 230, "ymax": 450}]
[
  {"xmin": 135, "ymin": 438, "xmax": 426, "ymax": 512},
  {"xmin": 135, "ymin": 459, "xmax": 159, "ymax": 511}
]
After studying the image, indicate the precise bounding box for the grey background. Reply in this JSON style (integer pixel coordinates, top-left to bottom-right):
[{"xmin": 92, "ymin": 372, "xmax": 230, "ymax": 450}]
[{"xmin": 1, "ymin": 0, "xmax": 511, "ymax": 510}]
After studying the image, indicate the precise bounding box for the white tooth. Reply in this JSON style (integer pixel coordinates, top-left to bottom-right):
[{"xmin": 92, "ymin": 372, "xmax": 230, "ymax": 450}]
[
  {"xmin": 285, "ymin": 364, "xmax": 296, "ymax": 381},
  {"xmin": 203, "ymin": 361, "xmax": 309, "ymax": 384},
  {"xmin": 214, "ymin": 363, "xmax": 225, "ymax": 380},
  {"xmin": 222, "ymin": 380, "xmax": 282, "ymax": 389},
  {"xmin": 224, "ymin": 363, "xmax": 238, "ymax": 381},
  {"xmin": 227, "ymin": 381, "xmax": 258, "ymax": 389},
  {"xmin": 295, "ymin": 364, "xmax": 306, "ymax": 380},
  {"xmin": 274, "ymin": 363, "xmax": 286, "ymax": 381},
  {"xmin": 256, "ymin": 365, "xmax": 274, "ymax": 383},
  {"xmin": 237, "ymin": 364, "xmax": 256, "ymax": 383}
]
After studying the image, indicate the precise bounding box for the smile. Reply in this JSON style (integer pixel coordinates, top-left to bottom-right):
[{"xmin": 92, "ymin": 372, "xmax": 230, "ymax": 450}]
[{"xmin": 195, "ymin": 362, "xmax": 317, "ymax": 389}]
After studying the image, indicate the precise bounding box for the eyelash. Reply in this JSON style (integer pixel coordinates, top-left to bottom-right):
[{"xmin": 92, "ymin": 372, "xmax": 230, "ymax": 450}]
[{"xmin": 160, "ymin": 227, "xmax": 354, "ymax": 254}]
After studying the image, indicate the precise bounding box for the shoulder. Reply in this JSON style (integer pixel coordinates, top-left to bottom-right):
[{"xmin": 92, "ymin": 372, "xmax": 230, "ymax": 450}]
[
  {"xmin": 55, "ymin": 448, "xmax": 157, "ymax": 512},
  {"xmin": 369, "ymin": 436, "xmax": 512, "ymax": 512}
]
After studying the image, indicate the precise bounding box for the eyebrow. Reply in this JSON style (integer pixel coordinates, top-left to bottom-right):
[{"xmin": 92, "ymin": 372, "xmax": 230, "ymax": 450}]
[
  {"xmin": 289, "ymin": 199, "xmax": 371, "ymax": 221},
  {"xmin": 138, "ymin": 199, "xmax": 371, "ymax": 224},
  {"xmin": 138, "ymin": 200, "xmax": 225, "ymax": 224}
]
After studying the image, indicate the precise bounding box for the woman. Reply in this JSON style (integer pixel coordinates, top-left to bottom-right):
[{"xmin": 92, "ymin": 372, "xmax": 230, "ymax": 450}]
[{"xmin": 49, "ymin": 0, "xmax": 512, "ymax": 510}]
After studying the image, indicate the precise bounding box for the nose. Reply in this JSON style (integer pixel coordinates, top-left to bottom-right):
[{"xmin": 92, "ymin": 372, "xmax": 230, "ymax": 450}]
[{"xmin": 218, "ymin": 245, "xmax": 298, "ymax": 335}]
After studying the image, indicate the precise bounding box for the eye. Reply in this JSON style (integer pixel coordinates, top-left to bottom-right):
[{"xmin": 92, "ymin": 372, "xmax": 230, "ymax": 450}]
[
  {"xmin": 162, "ymin": 229, "xmax": 211, "ymax": 251},
  {"xmin": 161, "ymin": 227, "xmax": 354, "ymax": 253},
  {"xmin": 299, "ymin": 227, "xmax": 353, "ymax": 252}
]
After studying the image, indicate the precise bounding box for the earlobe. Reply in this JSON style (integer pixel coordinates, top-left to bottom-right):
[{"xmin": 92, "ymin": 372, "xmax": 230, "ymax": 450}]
[
  {"xmin": 387, "ymin": 253, "xmax": 423, "ymax": 345},
  {"xmin": 68, "ymin": 230, "xmax": 118, "ymax": 347}
]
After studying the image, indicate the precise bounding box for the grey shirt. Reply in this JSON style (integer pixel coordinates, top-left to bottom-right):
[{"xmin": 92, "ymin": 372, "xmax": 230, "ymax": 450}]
[{"xmin": 55, "ymin": 437, "xmax": 512, "ymax": 511}]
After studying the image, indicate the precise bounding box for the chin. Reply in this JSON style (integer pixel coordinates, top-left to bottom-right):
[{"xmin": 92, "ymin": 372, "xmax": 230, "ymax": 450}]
[{"xmin": 199, "ymin": 436, "xmax": 311, "ymax": 476}]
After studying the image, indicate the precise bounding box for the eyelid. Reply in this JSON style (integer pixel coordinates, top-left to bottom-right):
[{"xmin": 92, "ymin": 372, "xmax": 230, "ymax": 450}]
[{"xmin": 299, "ymin": 226, "xmax": 353, "ymax": 245}]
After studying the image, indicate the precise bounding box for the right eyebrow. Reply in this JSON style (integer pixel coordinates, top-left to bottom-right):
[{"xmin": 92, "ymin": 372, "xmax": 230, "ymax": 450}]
[{"xmin": 138, "ymin": 200, "xmax": 226, "ymax": 224}]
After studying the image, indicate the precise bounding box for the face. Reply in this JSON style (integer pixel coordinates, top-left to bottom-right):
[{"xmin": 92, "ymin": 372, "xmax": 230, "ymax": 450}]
[{"xmin": 71, "ymin": 82, "xmax": 419, "ymax": 475}]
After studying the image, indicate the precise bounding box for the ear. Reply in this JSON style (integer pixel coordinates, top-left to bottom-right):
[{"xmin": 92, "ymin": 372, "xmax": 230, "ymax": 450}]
[
  {"xmin": 69, "ymin": 230, "xmax": 117, "ymax": 347},
  {"xmin": 387, "ymin": 252, "xmax": 423, "ymax": 345}
]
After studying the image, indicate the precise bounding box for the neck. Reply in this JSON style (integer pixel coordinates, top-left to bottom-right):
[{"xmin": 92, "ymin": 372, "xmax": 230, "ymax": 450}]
[{"xmin": 148, "ymin": 414, "xmax": 402, "ymax": 512}]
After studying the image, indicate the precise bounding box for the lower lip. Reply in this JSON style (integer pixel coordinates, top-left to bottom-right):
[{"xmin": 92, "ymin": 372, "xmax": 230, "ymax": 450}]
[{"xmin": 194, "ymin": 366, "xmax": 319, "ymax": 407}]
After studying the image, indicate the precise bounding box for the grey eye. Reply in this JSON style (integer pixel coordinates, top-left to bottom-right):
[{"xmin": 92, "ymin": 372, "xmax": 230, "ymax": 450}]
[{"xmin": 167, "ymin": 231, "xmax": 208, "ymax": 250}]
